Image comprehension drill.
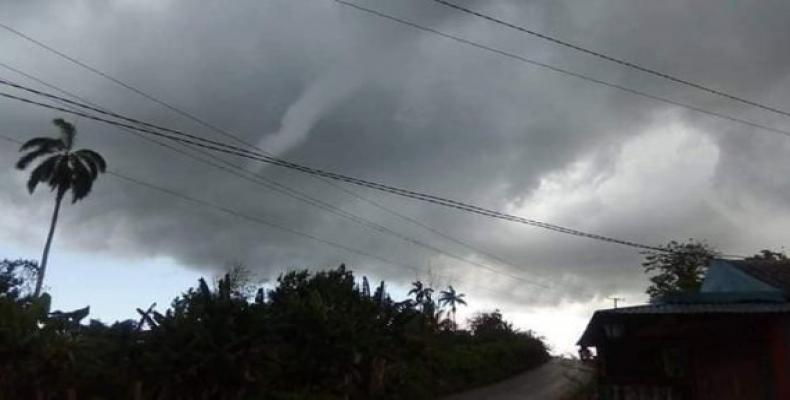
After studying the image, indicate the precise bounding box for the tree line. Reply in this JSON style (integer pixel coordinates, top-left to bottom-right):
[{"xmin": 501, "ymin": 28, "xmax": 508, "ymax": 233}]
[{"xmin": 0, "ymin": 261, "xmax": 549, "ymax": 399}]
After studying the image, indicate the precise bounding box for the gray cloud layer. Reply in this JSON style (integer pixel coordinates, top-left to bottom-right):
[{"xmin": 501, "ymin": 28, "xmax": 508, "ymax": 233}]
[{"xmin": 2, "ymin": 0, "xmax": 790, "ymax": 306}]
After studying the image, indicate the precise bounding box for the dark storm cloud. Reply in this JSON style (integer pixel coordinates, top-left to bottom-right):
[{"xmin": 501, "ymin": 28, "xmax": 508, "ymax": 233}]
[{"xmin": 2, "ymin": 0, "xmax": 790, "ymax": 305}]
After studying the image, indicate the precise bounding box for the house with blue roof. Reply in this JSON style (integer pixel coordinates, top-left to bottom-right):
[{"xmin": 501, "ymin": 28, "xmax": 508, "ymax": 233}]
[{"xmin": 578, "ymin": 259, "xmax": 790, "ymax": 400}]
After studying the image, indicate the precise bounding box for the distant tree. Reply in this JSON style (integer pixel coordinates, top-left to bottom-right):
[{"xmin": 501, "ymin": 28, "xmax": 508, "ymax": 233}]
[
  {"xmin": 0, "ymin": 262, "xmax": 552, "ymax": 398},
  {"xmin": 15, "ymin": 118, "xmax": 106, "ymax": 296},
  {"xmin": 216, "ymin": 261, "xmax": 260, "ymax": 299},
  {"xmin": 641, "ymin": 239, "xmax": 719, "ymax": 299},
  {"xmin": 408, "ymin": 280, "xmax": 434, "ymax": 309},
  {"xmin": 747, "ymin": 249, "xmax": 788, "ymax": 261},
  {"xmin": 372, "ymin": 280, "xmax": 389, "ymax": 306},
  {"xmin": 438, "ymin": 285, "xmax": 467, "ymax": 330},
  {"xmin": 358, "ymin": 276, "xmax": 372, "ymax": 299},
  {"xmin": 469, "ymin": 310, "xmax": 513, "ymax": 340}
]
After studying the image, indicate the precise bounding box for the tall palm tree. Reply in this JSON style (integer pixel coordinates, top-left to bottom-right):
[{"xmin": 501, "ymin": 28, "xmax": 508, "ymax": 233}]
[
  {"xmin": 16, "ymin": 118, "xmax": 106, "ymax": 296},
  {"xmin": 438, "ymin": 285, "xmax": 466, "ymax": 330}
]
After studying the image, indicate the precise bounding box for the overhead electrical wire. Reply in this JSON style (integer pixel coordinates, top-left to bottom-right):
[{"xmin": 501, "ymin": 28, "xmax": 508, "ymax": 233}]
[
  {"xmin": 0, "ymin": 22, "xmax": 529, "ymax": 282},
  {"xmin": 0, "ymin": 20, "xmax": 754, "ymax": 257},
  {"xmin": 0, "ymin": 134, "xmax": 396, "ymax": 268},
  {"xmin": 0, "ymin": 132, "xmax": 547, "ymax": 297},
  {"xmin": 427, "ymin": 0, "xmax": 790, "ymax": 120},
  {"xmin": 333, "ymin": 0, "xmax": 790, "ymax": 141},
  {"xmin": 0, "ymin": 67, "xmax": 553, "ymax": 290},
  {"xmin": 0, "ymin": 11, "xmax": 755, "ymax": 295},
  {"xmin": 0, "ymin": 82, "xmax": 669, "ymax": 253},
  {"xmin": 0, "ymin": 71, "xmax": 550, "ymax": 289},
  {"xmin": 139, "ymin": 139, "xmax": 553, "ymax": 287},
  {"xmin": 334, "ymin": 186, "xmax": 526, "ymax": 269}
]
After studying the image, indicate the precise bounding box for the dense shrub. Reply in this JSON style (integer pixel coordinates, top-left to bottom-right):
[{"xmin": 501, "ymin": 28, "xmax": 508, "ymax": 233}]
[{"xmin": 0, "ymin": 261, "xmax": 549, "ymax": 399}]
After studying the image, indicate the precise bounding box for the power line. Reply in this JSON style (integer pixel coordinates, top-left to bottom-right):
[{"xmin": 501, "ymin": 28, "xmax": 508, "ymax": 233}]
[
  {"xmin": 0, "ymin": 21, "xmax": 525, "ymax": 279},
  {"xmin": 0, "ymin": 20, "xmax": 758, "ymax": 259},
  {"xmin": 0, "ymin": 132, "xmax": 549, "ymax": 297},
  {"xmin": 0, "ymin": 133, "xmax": 385, "ymax": 267},
  {"xmin": 173, "ymin": 146, "xmax": 549, "ymax": 287},
  {"xmin": 0, "ymin": 22, "xmax": 234, "ymax": 137},
  {"xmin": 150, "ymin": 138, "xmax": 553, "ymax": 287},
  {"xmin": 333, "ymin": 0, "xmax": 790, "ymax": 143},
  {"xmin": 327, "ymin": 182, "xmax": 526, "ymax": 270},
  {"xmin": 0, "ymin": 66, "xmax": 559, "ymax": 290},
  {"xmin": 0, "ymin": 85, "xmax": 669, "ymax": 253},
  {"xmin": 0, "ymin": 70, "xmax": 552, "ymax": 290},
  {"xmin": 427, "ymin": 0, "xmax": 790, "ymax": 120},
  {"xmin": 104, "ymin": 176, "xmax": 554, "ymax": 297},
  {"xmin": 0, "ymin": 18, "xmax": 756, "ymax": 260},
  {"xmin": 0, "ymin": 130, "xmax": 417, "ymax": 278}
]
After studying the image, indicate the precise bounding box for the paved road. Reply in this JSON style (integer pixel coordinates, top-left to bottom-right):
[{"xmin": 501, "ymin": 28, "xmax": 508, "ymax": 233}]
[{"xmin": 442, "ymin": 358, "xmax": 593, "ymax": 400}]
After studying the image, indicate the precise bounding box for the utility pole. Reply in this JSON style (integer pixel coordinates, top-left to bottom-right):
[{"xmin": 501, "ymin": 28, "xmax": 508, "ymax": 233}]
[{"xmin": 608, "ymin": 297, "xmax": 625, "ymax": 309}]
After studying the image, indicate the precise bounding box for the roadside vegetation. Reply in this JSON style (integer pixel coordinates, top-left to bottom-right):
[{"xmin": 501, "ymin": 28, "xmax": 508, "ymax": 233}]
[{"xmin": 0, "ymin": 260, "xmax": 549, "ymax": 399}]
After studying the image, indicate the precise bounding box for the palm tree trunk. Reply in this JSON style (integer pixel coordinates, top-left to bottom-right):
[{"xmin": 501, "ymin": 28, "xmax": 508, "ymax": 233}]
[{"xmin": 34, "ymin": 193, "xmax": 63, "ymax": 297}]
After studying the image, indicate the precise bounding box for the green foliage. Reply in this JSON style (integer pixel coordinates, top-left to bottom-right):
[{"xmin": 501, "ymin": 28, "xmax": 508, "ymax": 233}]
[
  {"xmin": 469, "ymin": 310, "xmax": 513, "ymax": 340},
  {"xmin": 0, "ymin": 259, "xmax": 37, "ymax": 300},
  {"xmin": 641, "ymin": 239, "xmax": 719, "ymax": 300},
  {"xmin": 432, "ymin": 331, "xmax": 549, "ymax": 390},
  {"xmin": 0, "ymin": 264, "xmax": 550, "ymax": 399},
  {"xmin": 16, "ymin": 118, "xmax": 107, "ymax": 204}
]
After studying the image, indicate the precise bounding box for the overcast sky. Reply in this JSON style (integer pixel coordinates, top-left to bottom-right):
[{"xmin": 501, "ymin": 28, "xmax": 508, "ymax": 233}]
[{"xmin": 2, "ymin": 0, "xmax": 790, "ymax": 353}]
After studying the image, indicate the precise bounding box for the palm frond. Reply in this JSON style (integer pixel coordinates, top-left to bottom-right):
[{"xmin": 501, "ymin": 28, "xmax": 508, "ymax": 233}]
[
  {"xmin": 16, "ymin": 147, "xmax": 53, "ymax": 170},
  {"xmin": 408, "ymin": 281, "xmax": 422, "ymax": 296},
  {"xmin": 74, "ymin": 149, "xmax": 107, "ymax": 173},
  {"xmin": 27, "ymin": 155, "xmax": 60, "ymax": 193},
  {"xmin": 78, "ymin": 155, "xmax": 99, "ymax": 180},
  {"xmin": 69, "ymin": 156, "xmax": 94, "ymax": 203},
  {"xmin": 52, "ymin": 118, "xmax": 76, "ymax": 149},
  {"xmin": 19, "ymin": 137, "xmax": 63, "ymax": 152}
]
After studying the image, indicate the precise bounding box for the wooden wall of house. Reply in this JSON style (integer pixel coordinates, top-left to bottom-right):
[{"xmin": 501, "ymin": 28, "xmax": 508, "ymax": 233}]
[
  {"xmin": 692, "ymin": 338, "xmax": 770, "ymax": 400},
  {"xmin": 769, "ymin": 318, "xmax": 790, "ymax": 400},
  {"xmin": 595, "ymin": 315, "xmax": 789, "ymax": 399},
  {"xmin": 597, "ymin": 340, "xmax": 690, "ymax": 399}
]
